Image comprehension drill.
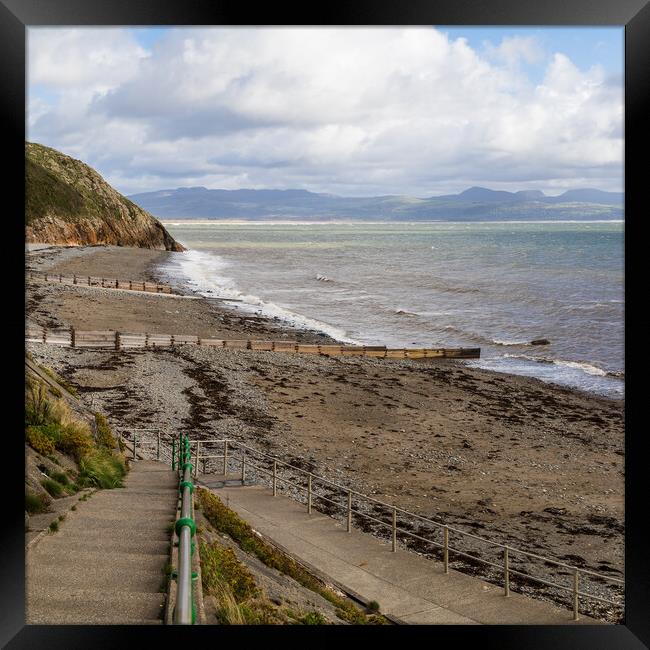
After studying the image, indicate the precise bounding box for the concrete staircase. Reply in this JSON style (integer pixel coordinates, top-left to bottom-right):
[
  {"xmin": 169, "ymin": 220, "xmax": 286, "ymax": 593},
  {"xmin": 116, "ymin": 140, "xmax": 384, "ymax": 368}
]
[{"xmin": 26, "ymin": 460, "xmax": 178, "ymax": 625}]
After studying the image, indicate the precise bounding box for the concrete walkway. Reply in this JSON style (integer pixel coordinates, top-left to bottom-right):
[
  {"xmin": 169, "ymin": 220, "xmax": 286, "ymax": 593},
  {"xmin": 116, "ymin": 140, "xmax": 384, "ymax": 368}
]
[
  {"xmin": 207, "ymin": 482, "xmax": 599, "ymax": 625},
  {"xmin": 26, "ymin": 460, "xmax": 178, "ymax": 625}
]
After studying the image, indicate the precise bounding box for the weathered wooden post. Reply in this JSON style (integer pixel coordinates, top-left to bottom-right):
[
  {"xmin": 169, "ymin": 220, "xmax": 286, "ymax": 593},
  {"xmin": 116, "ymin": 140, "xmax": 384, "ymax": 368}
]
[
  {"xmin": 347, "ymin": 491, "xmax": 352, "ymax": 532},
  {"xmin": 504, "ymin": 547, "xmax": 510, "ymax": 596},
  {"xmin": 573, "ymin": 569, "xmax": 580, "ymax": 621},
  {"xmin": 308, "ymin": 474, "xmax": 312, "ymax": 514},
  {"xmin": 73, "ymin": 274, "xmax": 77, "ymax": 285},
  {"xmin": 392, "ymin": 507, "xmax": 397, "ymax": 552},
  {"xmin": 70, "ymin": 327, "xmax": 76, "ymax": 348},
  {"xmin": 273, "ymin": 461, "xmax": 277, "ymax": 496},
  {"xmin": 443, "ymin": 526, "xmax": 449, "ymax": 574},
  {"xmin": 42, "ymin": 327, "xmax": 47, "ymax": 344},
  {"xmin": 241, "ymin": 450, "xmax": 246, "ymax": 481},
  {"xmin": 145, "ymin": 332, "xmax": 149, "ymax": 349},
  {"xmin": 115, "ymin": 331, "xmax": 121, "ymax": 351}
]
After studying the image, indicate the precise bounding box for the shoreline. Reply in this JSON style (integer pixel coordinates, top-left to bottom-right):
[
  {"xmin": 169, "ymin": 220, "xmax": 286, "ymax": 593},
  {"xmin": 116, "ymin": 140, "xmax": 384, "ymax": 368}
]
[
  {"xmin": 24, "ymin": 244, "xmax": 624, "ymax": 620},
  {"xmin": 26, "ymin": 242, "xmax": 623, "ymax": 403}
]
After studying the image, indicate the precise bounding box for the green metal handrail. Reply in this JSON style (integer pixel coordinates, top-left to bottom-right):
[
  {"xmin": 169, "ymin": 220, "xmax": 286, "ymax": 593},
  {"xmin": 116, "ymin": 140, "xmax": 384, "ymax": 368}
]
[{"xmin": 172, "ymin": 433, "xmax": 197, "ymax": 624}]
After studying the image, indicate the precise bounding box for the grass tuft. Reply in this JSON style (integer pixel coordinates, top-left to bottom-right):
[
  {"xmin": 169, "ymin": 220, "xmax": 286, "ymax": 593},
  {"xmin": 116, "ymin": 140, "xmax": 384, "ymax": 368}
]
[
  {"xmin": 25, "ymin": 491, "xmax": 51, "ymax": 514},
  {"xmin": 77, "ymin": 449, "xmax": 126, "ymax": 488},
  {"xmin": 41, "ymin": 478, "xmax": 65, "ymax": 498}
]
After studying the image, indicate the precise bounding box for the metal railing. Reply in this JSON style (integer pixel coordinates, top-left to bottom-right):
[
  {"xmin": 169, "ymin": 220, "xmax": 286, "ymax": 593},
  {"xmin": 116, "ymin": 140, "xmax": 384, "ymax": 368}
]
[
  {"xmin": 173, "ymin": 434, "xmax": 196, "ymax": 625},
  {"xmin": 191, "ymin": 437, "xmax": 624, "ymax": 622},
  {"xmin": 124, "ymin": 430, "xmax": 623, "ymax": 622}
]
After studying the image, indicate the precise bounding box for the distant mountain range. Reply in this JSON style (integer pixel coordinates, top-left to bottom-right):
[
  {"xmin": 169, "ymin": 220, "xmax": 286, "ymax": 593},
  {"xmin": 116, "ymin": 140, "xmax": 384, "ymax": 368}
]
[{"xmin": 128, "ymin": 186, "xmax": 624, "ymax": 221}]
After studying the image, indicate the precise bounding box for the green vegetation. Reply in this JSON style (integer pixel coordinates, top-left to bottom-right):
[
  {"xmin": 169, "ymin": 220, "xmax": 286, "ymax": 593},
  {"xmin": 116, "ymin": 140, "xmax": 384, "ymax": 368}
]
[
  {"xmin": 26, "ymin": 426, "xmax": 56, "ymax": 456},
  {"xmin": 26, "ymin": 156, "xmax": 85, "ymax": 226},
  {"xmin": 41, "ymin": 478, "xmax": 65, "ymax": 498},
  {"xmin": 94, "ymin": 413, "xmax": 117, "ymax": 449},
  {"xmin": 201, "ymin": 542, "xmax": 259, "ymax": 602},
  {"xmin": 39, "ymin": 364, "xmax": 78, "ymax": 397},
  {"xmin": 48, "ymin": 520, "xmax": 59, "ymax": 533},
  {"xmin": 200, "ymin": 540, "xmax": 324, "ymax": 625},
  {"xmin": 26, "ymin": 375, "xmax": 128, "ymax": 496},
  {"xmin": 77, "ymin": 449, "xmax": 126, "ymax": 489},
  {"xmin": 299, "ymin": 611, "xmax": 328, "ymax": 625},
  {"xmin": 196, "ymin": 488, "xmax": 387, "ymax": 625},
  {"xmin": 25, "ymin": 491, "xmax": 50, "ymax": 514}
]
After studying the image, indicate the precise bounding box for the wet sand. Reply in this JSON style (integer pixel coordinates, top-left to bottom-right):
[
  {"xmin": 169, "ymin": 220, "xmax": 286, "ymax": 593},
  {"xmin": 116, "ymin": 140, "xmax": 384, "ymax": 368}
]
[{"xmin": 25, "ymin": 245, "xmax": 624, "ymax": 620}]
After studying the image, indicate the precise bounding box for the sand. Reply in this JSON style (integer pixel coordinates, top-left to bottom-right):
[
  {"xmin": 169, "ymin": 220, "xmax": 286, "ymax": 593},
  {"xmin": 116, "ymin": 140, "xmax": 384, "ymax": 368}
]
[{"xmin": 25, "ymin": 244, "xmax": 624, "ymax": 621}]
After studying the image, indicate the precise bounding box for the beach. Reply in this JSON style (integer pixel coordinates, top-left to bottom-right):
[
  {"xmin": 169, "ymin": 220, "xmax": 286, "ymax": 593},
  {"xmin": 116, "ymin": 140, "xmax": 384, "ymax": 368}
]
[{"xmin": 25, "ymin": 244, "xmax": 624, "ymax": 620}]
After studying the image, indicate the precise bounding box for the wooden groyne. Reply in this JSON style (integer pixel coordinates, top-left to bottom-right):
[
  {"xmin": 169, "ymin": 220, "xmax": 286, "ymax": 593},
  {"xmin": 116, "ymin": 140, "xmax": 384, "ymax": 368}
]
[
  {"xmin": 25, "ymin": 326, "xmax": 480, "ymax": 359},
  {"xmin": 27, "ymin": 270, "xmax": 173, "ymax": 294}
]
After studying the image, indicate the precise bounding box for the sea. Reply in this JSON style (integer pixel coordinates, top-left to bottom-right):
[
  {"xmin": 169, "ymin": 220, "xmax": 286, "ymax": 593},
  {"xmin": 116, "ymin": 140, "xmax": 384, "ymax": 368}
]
[{"xmin": 158, "ymin": 220, "xmax": 624, "ymax": 399}]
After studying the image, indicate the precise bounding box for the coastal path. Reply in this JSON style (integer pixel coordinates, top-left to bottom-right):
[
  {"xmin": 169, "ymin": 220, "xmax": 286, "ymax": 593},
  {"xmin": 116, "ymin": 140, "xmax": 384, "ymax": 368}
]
[
  {"xmin": 202, "ymin": 480, "xmax": 599, "ymax": 625},
  {"xmin": 26, "ymin": 460, "xmax": 178, "ymax": 624}
]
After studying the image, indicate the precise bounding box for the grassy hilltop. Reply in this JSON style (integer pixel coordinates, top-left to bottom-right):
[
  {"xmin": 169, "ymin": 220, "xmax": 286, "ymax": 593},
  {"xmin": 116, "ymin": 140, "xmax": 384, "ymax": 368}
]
[{"xmin": 26, "ymin": 142, "xmax": 184, "ymax": 251}]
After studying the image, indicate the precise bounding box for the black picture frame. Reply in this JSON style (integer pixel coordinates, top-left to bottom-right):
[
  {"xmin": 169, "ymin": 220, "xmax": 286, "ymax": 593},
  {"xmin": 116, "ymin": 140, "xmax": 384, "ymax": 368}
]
[{"xmin": 3, "ymin": 1, "xmax": 648, "ymax": 647}]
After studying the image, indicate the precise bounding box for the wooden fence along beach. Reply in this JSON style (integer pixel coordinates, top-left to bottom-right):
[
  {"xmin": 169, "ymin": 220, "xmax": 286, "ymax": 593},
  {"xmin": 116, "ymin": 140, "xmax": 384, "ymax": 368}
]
[
  {"xmin": 27, "ymin": 270, "xmax": 173, "ymax": 294},
  {"xmin": 25, "ymin": 325, "xmax": 480, "ymax": 359}
]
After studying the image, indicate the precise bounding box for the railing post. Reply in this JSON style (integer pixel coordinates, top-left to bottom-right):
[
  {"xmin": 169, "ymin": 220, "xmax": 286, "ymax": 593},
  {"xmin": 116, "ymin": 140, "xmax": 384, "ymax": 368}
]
[
  {"xmin": 73, "ymin": 274, "xmax": 77, "ymax": 285},
  {"xmin": 194, "ymin": 441, "xmax": 200, "ymax": 477},
  {"xmin": 133, "ymin": 432, "xmax": 137, "ymax": 460},
  {"xmin": 223, "ymin": 440, "xmax": 228, "ymax": 475},
  {"xmin": 443, "ymin": 526, "xmax": 449, "ymax": 574},
  {"xmin": 308, "ymin": 474, "xmax": 312, "ymax": 514},
  {"xmin": 172, "ymin": 439, "xmax": 176, "ymax": 470},
  {"xmin": 273, "ymin": 461, "xmax": 277, "ymax": 496},
  {"xmin": 504, "ymin": 547, "xmax": 510, "ymax": 597},
  {"xmin": 347, "ymin": 491, "xmax": 352, "ymax": 532},
  {"xmin": 45, "ymin": 273, "xmax": 48, "ymax": 281},
  {"xmin": 129, "ymin": 280, "xmax": 133, "ymax": 290},
  {"xmin": 115, "ymin": 331, "xmax": 121, "ymax": 351},
  {"xmin": 573, "ymin": 569, "xmax": 580, "ymax": 621},
  {"xmin": 102, "ymin": 278, "xmax": 105, "ymax": 287},
  {"xmin": 392, "ymin": 507, "xmax": 397, "ymax": 552},
  {"xmin": 70, "ymin": 327, "xmax": 75, "ymax": 348},
  {"xmin": 241, "ymin": 451, "xmax": 246, "ymax": 482},
  {"xmin": 157, "ymin": 432, "xmax": 161, "ymax": 461},
  {"xmin": 42, "ymin": 327, "xmax": 47, "ymax": 343}
]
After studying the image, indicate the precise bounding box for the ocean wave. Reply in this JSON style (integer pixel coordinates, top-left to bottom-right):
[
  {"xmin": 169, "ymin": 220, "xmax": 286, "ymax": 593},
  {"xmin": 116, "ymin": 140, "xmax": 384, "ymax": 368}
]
[
  {"xmin": 170, "ymin": 249, "xmax": 358, "ymax": 344},
  {"xmin": 501, "ymin": 353, "xmax": 612, "ymax": 377}
]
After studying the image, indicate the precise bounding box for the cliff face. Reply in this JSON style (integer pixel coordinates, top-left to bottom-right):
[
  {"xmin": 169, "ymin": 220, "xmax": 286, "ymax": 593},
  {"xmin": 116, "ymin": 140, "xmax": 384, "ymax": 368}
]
[{"xmin": 25, "ymin": 143, "xmax": 185, "ymax": 251}]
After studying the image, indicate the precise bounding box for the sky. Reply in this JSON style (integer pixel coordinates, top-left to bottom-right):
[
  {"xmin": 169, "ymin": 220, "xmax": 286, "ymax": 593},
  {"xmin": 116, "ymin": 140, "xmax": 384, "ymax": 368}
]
[{"xmin": 27, "ymin": 26, "xmax": 624, "ymax": 197}]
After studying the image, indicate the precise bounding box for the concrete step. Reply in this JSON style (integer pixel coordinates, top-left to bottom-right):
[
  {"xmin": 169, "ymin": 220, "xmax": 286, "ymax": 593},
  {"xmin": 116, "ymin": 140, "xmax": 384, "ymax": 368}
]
[
  {"xmin": 26, "ymin": 590, "xmax": 166, "ymax": 625},
  {"xmin": 32, "ymin": 536, "xmax": 171, "ymax": 556},
  {"xmin": 29, "ymin": 549, "xmax": 169, "ymax": 571},
  {"xmin": 62, "ymin": 512, "xmax": 174, "ymax": 526},
  {"xmin": 58, "ymin": 527, "xmax": 171, "ymax": 543},
  {"xmin": 80, "ymin": 500, "xmax": 176, "ymax": 514},
  {"xmin": 27, "ymin": 564, "xmax": 165, "ymax": 593}
]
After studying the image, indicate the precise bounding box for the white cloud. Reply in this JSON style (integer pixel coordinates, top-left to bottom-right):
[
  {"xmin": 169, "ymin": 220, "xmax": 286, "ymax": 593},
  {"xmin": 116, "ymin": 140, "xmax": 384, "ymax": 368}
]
[{"xmin": 27, "ymin": 27, "xmax": 623, "ymax": 196}]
